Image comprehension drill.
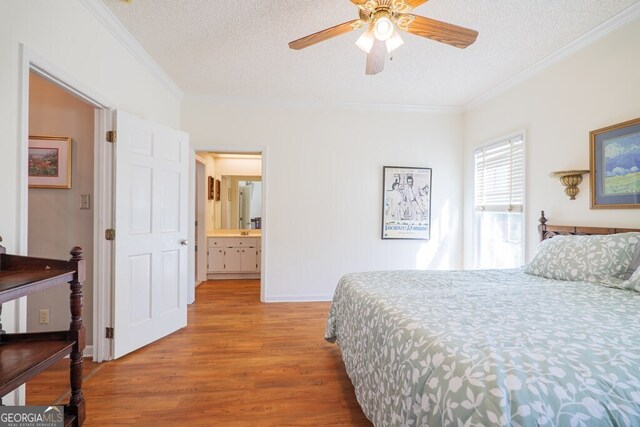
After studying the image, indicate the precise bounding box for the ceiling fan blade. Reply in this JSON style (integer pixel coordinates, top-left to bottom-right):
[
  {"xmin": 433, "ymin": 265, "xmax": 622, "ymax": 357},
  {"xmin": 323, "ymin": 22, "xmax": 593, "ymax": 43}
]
[
  {"xmin": 404, "ymin": 0, "xmax": 430, "ymax": 9},
  {"xmin": 402, "ymin": 14, "xmax": 478, "ymax": 48},
  {"xmin": 365, "ymin": 39, "xmax": 386, "ymax": 75},
  {"xmin": 289, "ymin": 19, "xmax": 362, "ymax": 50}
]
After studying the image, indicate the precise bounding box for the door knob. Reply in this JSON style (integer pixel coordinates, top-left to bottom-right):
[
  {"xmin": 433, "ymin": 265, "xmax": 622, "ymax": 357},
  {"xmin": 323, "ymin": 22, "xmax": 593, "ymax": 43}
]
[{"xmin": 180, "ymin": 240, "xmax": 189, "ymax": 246}]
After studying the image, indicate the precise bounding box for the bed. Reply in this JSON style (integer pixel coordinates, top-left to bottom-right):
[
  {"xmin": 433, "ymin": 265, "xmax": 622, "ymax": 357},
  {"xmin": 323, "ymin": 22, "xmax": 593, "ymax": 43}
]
[{"xmin": 326, "ymin": 212, "xmax": 640, "ymax": 426}]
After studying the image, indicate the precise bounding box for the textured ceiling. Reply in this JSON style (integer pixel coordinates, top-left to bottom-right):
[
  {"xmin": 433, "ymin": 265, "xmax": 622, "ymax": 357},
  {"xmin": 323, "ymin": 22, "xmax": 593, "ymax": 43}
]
[{"xmin": 102, "ymin": 0, "xmax": 639, "ymax": 107}]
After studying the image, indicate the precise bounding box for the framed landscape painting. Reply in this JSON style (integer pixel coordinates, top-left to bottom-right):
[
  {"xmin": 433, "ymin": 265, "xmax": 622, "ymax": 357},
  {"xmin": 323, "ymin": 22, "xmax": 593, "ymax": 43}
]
[
  {"xmin": 381, "ymin": 166, "xmax": 432, "ymax": 240},
  {"xmin": 28, "ymin": 136, "xmax": 72, "ymax": 189},
  {"xmin": 590, "ymin": 118, "xmax": 640, "ymax": 209}
]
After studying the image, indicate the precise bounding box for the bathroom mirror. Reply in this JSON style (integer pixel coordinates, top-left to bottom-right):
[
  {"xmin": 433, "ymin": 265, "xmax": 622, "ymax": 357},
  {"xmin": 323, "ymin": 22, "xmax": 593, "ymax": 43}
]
[{"xmin": 219, "ymin": 175, "xmax": 262, "ymax": 229}]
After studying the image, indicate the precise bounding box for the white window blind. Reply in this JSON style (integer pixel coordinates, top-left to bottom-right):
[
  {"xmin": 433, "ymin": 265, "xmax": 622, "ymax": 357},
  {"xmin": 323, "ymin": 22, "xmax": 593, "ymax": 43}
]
[
  {"xmin": 474, "ymin": 136, "xmax": 524, "ymax": 213},
  {"xmin": 473, "ymin": 135, "xmax": 525, "ymax": 269}
]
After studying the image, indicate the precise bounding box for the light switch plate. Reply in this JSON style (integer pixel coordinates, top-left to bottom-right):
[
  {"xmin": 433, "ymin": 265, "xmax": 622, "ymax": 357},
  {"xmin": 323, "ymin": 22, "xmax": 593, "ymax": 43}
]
[{"xmin": 80, "ymin": 194, "xmax": 91, "ymax": 209}]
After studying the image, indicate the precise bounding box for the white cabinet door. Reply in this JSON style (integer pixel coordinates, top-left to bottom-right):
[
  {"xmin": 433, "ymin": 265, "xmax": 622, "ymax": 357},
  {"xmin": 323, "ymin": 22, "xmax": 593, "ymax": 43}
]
[
  {"xmin": 240, "ymin": 248, "xmax": 258, "ymax": 272},
  {"xmin": 225, "ymin": 248, "xmax": 242, "ymax": 272},
  {"xmin": 257, "ymin": 248, "xmax": 261, "ymax": 273},
  {"xmin": 205, "ymin": 238, "xmax": 260, "ymax": 274},
  {"xmin": 208, "ymin": 248, "xmax": 225, "ymax": 272}
]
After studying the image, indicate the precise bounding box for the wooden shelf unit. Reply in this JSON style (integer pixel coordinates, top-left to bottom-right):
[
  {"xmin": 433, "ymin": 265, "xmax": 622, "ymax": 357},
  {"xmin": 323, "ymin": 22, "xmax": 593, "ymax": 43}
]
[{"xmin": 0, "ymin": 243, "xmax": 86, "ymax": 426}]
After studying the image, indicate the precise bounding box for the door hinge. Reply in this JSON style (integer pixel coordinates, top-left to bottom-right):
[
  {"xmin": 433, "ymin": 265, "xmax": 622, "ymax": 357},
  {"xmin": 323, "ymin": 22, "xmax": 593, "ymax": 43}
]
[
  {"xmin": 105, "ymin": 228, "xmax": 116, "ymax": 241},
  {"xmin": 106, "ymin": 327, "xmax": 114, "ymax": 339},
  {"xmin": 106, "ymin": 130, "xmax": 117, "ymax": 143}
]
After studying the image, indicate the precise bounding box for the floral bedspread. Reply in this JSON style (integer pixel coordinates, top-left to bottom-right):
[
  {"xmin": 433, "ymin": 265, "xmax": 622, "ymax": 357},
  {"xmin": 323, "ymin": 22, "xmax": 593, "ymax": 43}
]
[{"xmin": 325, "ymin": 269, "xmax": 640, "ymax": 426}]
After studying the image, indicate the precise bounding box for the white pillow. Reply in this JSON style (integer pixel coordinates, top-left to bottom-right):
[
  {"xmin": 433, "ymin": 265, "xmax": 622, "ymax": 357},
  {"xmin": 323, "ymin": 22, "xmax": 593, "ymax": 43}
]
[
  {"xmin": 623, "ymin": 266, "xmax": 640, "ymax": 292},
  {"xmin": 621, "ymin": 244, "xmax": 640, "ymax": 280},
  {"xmin": 524, "ymin": 232, "xmax": 640, "ymax": 283}
]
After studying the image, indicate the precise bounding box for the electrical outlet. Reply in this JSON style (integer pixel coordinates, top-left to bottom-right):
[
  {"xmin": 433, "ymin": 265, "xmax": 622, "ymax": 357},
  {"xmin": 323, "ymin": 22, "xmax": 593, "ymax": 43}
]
[{"xmin": 39, "ymin": 309, "xmax": 49, "ymax": 324}]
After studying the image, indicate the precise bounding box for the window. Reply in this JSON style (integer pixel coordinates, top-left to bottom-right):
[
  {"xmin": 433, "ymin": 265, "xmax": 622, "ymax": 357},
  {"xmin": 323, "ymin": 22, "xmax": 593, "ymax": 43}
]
[{"xmin": 473, "ymin": 135, "xmax": 524, "ymax": 268}]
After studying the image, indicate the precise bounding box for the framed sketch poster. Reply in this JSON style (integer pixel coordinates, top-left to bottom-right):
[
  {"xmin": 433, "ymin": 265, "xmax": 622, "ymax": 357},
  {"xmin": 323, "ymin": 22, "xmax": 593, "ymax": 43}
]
[{"xmin": 381, "ymin": 166, "xmax": 432, "ymax": 240}]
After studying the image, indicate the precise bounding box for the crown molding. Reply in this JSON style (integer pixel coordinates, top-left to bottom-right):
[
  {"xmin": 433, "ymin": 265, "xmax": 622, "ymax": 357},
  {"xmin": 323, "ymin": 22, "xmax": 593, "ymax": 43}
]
[
  {"xmin": 80, "ymin": 0, "xmax": 184, "ymax": 100},
  {"xmin": 80, "ymin": 0, "xmax": 640, "ymax": 115},
  {"xmin": 463, "ymin": 2, "xmax": 640, "ymax": 112},
  {"xmin": 183, "ymin": 95, "xmax": 462, "ymax": 114}
]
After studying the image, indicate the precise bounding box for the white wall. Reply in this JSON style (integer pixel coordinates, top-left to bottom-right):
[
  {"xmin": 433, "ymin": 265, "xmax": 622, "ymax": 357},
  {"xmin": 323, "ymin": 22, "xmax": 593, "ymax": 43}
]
[
  {"xmin": 462, "ymin": 17, "xmax": 640, "ymax": 266},
  {"xmin": 183, "ymin": 103, "xmax": 464, "ymax": 300},
  {"xmin": 214, "ymin": 157, "xmax": 262, "ymax": 177},
  {"xmin": 0, "ymin": 0, "xmax": 181, "ymax": 334}
]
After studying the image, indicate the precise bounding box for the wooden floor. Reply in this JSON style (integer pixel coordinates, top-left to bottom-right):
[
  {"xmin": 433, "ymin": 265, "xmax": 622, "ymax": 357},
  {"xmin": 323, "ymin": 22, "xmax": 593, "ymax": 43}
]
[{"xmin": 26, "ymin": 280, "xmax": 372, "ymax": 426}]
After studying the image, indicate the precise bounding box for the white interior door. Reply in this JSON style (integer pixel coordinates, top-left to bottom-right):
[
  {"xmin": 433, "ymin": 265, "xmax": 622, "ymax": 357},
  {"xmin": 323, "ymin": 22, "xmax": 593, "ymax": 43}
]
[{"xmin": 112, "ymin": 110, "xmax": 189, "ymax": 359}]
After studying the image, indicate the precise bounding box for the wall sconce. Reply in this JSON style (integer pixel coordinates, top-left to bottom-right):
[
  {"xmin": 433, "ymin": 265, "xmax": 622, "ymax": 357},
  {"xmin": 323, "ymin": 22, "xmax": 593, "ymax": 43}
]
[{"xmin": 550, "ymin": 170, "xmax": 589, "ymax": 200}]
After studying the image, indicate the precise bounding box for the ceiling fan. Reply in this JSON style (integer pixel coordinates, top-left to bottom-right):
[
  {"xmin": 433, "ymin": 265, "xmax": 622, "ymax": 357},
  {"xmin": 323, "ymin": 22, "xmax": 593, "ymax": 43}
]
[{"xmin": 288, "ymin": 0, "xmax": 478, "ymax": 75}]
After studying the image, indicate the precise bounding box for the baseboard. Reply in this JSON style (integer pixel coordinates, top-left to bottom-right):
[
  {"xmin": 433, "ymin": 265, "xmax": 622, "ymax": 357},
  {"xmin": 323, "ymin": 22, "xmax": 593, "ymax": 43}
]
[
  {"xmin": 65, "ymin": 345, "xmax": 94, "ymax": 360},
  {"xmin": 207, "ymin": 273, "xmax": 260, "ymax": 280},
  {"xmin": 263, "ymin": 294, "xmax": 334, "ymax": 302},
  {"xmin": 83, "ymin": 345, "xmax": 93, "ymax": 358}
]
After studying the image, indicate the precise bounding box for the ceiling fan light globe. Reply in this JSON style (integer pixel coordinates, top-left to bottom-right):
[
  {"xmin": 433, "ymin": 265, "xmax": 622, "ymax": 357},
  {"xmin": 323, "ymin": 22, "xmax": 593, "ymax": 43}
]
[
  {"xmin": 374, "ymin": 17, "xmax": 394, "ymax": 41},
  {"xmin": 356, "ymin": 30, "xmax": 375, "ymax": 53},
  {"xmin": 385, "ymin": 31, "xmax": 404, "ymax": 53}
]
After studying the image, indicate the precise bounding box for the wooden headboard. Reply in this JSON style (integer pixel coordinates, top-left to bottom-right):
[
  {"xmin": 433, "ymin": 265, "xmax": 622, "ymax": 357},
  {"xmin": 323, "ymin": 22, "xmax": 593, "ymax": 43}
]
[{"xmin": 538, "ymin": 211, "xmax": 640, "ymax": 241}]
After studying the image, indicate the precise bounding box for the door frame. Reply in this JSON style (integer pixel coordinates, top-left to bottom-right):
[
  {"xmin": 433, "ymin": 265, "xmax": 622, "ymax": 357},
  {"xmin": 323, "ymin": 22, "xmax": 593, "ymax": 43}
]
[
  {"xmin": 194, "ymin": 155, "xmax": 207, "ymax": 288},
  {"xmin": 191, "ymin": 146, "xmax": 267, "ymax": 302},
  {"xmin": 18, "ymin": 44, "xmax": 115, "ymax": 364}
]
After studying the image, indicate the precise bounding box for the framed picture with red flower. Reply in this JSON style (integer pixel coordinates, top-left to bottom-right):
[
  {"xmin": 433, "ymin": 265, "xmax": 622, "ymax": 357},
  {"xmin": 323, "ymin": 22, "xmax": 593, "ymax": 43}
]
[{"xmin": 28, "ymin": 135, "xmax": 72, "ymax": 189}]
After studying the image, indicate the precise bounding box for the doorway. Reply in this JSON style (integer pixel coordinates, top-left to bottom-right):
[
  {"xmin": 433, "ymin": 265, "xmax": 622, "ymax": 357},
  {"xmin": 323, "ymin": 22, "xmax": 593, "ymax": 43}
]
[
  {"xmin": 194, "ymin": 156, "xmax": 207, "ymax": 292},
  {"xmin": 26, "ymin": 72, "xmax": 97, "ymax": 351},
  {"xmin": 193, "ymin": 151, "xmax": 265, "ymax": 301},
  {"xmin": 18, "ymin": 48, "xmax": 190, "ymax": 370},
  {"xmin": 10, "ymin": 50, "xmax": 113, "ymax": 405}
]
